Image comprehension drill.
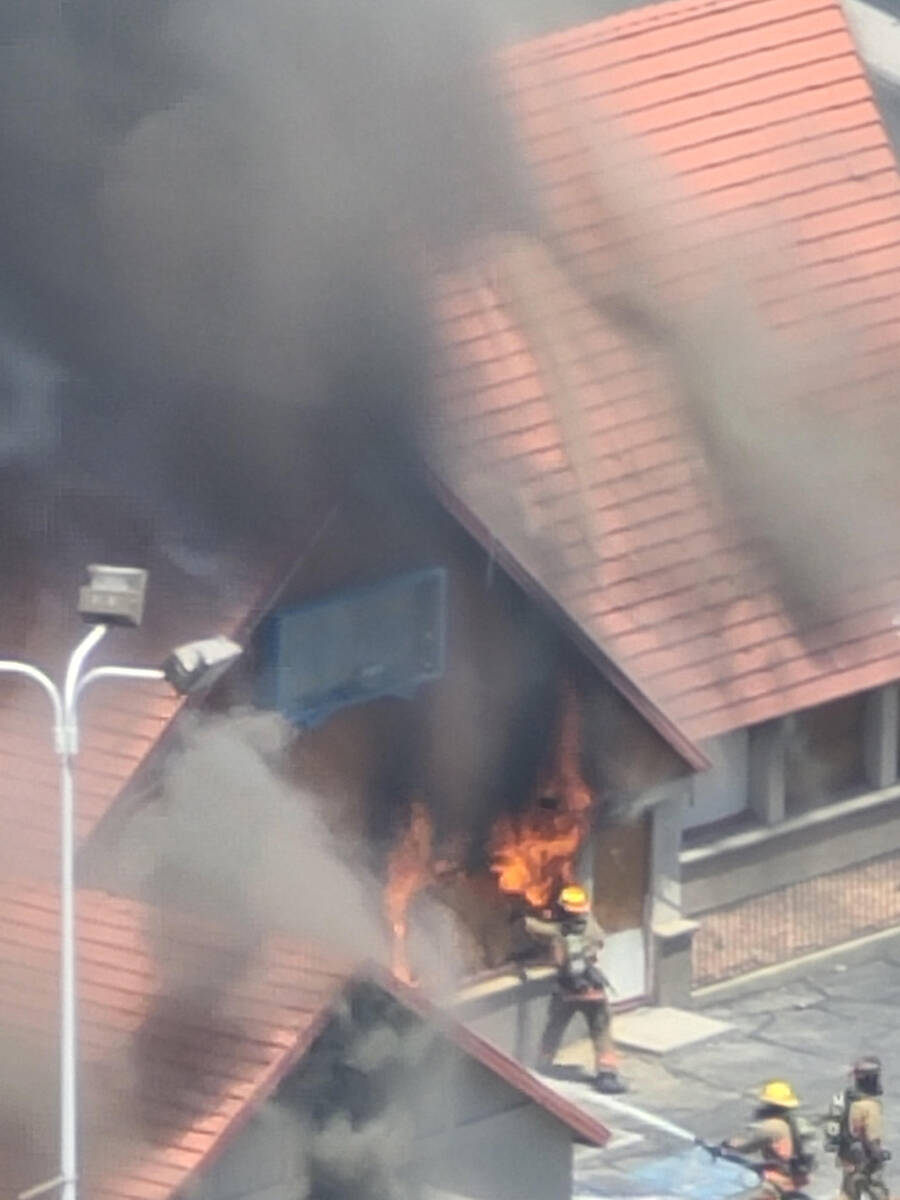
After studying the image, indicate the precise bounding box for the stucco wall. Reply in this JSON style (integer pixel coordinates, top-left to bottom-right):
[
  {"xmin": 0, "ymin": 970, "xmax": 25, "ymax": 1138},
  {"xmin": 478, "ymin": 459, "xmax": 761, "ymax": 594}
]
[
  {"xmin": 683, "ymin": 731, "xmax": 748, "ymax": 830},
  {"xmin": 185, "ymin": 1100, "xmax": 311, "ymax": 1200},
  {"xmin": 682, "ymin": 790, "xmax": 900, "ymax": 914},
  {"xmin": 408, "ymin": 1051, "xmax": 573, "ymax": 1200},
  {"xmin": 411, "ymin": 1097, "xmax": 573, "ymax": 1200}
]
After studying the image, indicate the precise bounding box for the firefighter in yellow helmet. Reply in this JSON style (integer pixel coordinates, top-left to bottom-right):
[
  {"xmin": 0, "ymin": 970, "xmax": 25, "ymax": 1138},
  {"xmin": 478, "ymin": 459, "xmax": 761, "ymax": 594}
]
[
  {"xmin": 722, "ymin": 1080, "xmax": 816, "ymax": 1199},
  {"xmin": 524, "ymin": 883, "xmax": 626, "ymax": 1094}
]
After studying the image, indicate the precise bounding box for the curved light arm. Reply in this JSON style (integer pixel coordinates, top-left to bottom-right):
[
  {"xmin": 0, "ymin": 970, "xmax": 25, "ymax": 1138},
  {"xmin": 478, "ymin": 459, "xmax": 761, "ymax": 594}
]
[
  {"xmin": 74, "ymin": 665, "xmax": 166, "ymax": 704},
  {"xmin": 62, "ymin": 626, "xmax": 107, "ymax": 755},
  {"xmin": 0, "ymin": 660, "xmax": 64, "ymax": 754},
  {"xmin": 63, "ymin": 626, "xmax": 107, "ymax": 716}
]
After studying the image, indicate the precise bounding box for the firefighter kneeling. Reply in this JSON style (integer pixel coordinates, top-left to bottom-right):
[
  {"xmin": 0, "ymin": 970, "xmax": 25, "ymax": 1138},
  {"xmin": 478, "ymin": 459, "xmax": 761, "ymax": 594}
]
[
  {"xmin": 825, "ymin": 1056, "xmax": 891, "ymax": 1200},
  {"xmin": 526, "ymin": 884, "xmax": 627, "ymax": 1095},
  {"xmin": 722, "ymin": 1081, "xmax": 816, "ymax": 1199}
]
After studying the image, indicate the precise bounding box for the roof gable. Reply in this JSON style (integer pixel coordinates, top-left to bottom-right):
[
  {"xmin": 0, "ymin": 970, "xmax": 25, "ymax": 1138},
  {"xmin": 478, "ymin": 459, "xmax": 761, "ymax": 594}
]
[{"xmin": 0, "ymin": 883, "xmax": 607, "ymax": 1200}]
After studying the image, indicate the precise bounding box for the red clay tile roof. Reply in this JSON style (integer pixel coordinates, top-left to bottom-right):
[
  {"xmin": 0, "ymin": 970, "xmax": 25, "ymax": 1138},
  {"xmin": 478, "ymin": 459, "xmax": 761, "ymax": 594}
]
[
  {"xmin": 0, "ymin": 882, "xmax": 346, "ymax": 1200},
  {"xmin": 0, "ymin": 883, "xmax": 607, "ymax": 1200},
  {"xmin": 432, "ymin": 0, "xmax": 900, "ymax": 746}
]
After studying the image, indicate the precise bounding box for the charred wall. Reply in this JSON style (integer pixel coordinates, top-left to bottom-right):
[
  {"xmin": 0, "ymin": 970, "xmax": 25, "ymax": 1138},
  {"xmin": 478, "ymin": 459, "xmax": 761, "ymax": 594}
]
[
  {"xmin": 224, "ymin": 484, "xmax": 686, "ymax": 972},
  {"xmin": 190, "ymin": 980, "xmax": 575, "ymax": 1200}
]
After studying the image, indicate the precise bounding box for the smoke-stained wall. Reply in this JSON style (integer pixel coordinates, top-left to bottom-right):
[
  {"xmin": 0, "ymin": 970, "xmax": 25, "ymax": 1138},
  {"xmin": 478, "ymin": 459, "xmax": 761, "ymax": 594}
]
[
  {"xmin": 85, "ymin": 479, "xmax": 685, "ymax": 984},
  {"xmin": 235, "ymin": 484, "xmax": 685, "ymax": 855},
  {"xmin": 187, "ymin": 981, "xmax": 577, "ymax": 1200}
]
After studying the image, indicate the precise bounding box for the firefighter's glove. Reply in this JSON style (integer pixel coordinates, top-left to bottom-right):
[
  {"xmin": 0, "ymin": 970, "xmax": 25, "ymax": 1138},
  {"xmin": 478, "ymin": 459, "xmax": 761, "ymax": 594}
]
[{"xmin": 878, "ymin": 1150, "xmax": 891, "ymax": 1164}]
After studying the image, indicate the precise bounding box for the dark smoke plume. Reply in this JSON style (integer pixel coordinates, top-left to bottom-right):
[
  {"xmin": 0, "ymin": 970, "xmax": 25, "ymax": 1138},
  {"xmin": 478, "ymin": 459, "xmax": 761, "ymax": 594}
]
[
  {"xmin": 473, "ymin": 72, "xmax": 900, "ymax": 630},
  {"xmin": 112, "ymin": 711, "xmax": 389, "ymax": 958},
  {"xmin": 99, "ymin": 710, "xmax": 468, "ymax": 992},
  {"xmin": 0, "ymin": 0, "xmax": 531, "ymax": 564}
]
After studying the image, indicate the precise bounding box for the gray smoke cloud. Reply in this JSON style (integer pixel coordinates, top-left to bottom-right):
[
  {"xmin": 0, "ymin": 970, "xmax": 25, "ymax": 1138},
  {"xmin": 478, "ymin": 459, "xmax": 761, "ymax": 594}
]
[
  {"xmin": 113, "ymin": 711, "xmax": 387, "ymax": 962},
  {"xmin": 99, "ymin": 709, "xmax": 470, "ymax": 998},
  {"xmin": 526, "ymin": 100, "xmax": 900, "ymax": 629},
  {"xmin": 273, "ymin": 982, "xmax": 450, "ymax": 1200},
  {"xmin": 86, "ymin": 711, "xmax": 481, "ymax": 1200},
  {"xmin": 183, "ymin": 979, "xmax": 482, "ymax": 1200},
  {"xmin": 3, "ymin": 0, "xmax": 896, "ymax": 630},
  {"xmin": 0, "ymin": 0, "xmax": 532, "ymax": 560},
  {"xmin": 0, "ymin": 330, "xmax": 61, "ymax": 462}
]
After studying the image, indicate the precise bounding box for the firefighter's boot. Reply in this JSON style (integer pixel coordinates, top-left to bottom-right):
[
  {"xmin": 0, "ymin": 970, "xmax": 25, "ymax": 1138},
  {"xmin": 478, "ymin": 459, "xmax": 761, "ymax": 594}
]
[
  {"xmin": 595, "ymin": 1069, "xmax": 628, "ymax": 1094},
  {"xmin": 535, "ymin": 1051, "xmax": 559, "ymax": 1079}
]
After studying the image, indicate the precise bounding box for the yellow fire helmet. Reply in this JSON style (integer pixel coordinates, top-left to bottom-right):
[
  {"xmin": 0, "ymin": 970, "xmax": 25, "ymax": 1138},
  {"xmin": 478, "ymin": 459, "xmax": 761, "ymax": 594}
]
[
  {"xmin": 759, "ymin": 1080, "xmax": 800, "ymax": 1109},
  {"xmin": 558, "ymin": 884, "xmax": 591, "ymax": 915}
]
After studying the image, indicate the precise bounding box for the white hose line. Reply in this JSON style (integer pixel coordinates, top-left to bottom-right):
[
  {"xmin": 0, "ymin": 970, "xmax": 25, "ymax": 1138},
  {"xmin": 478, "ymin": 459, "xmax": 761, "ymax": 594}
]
[{"xmin": 585, "ymin": 1092, "xmax": 701, "ymax": 1143}]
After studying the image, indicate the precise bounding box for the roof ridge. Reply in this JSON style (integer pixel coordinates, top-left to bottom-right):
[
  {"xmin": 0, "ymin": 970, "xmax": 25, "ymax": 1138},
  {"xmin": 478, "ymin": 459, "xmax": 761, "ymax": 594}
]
[{"xmin": 504, "ymin": 0, "xmax": 838, "ymax": 63}]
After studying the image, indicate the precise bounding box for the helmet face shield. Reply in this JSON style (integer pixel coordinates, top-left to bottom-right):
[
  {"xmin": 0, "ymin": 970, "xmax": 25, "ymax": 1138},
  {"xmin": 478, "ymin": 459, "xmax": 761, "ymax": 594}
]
[
  {"xmin": 853, "ymin": 1057, "xmax": 883, "ymax": 1094},
  {"xmin": 854, "ymin": 1056, "xmax": 882, "ymax": 1075}
]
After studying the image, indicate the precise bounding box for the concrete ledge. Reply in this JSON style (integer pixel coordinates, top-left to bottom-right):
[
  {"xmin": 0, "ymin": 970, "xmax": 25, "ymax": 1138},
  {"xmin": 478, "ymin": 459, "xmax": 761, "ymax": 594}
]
[
  {"xmin": 448, "ymin": 967, "xmax": 558, "ymax": 1065},
  {"xmin": 682, "ymin": 787, "xmax": 900, "ymax": 913},
  {"xmin": 682, "ymin": 783, "xmax": 900, "ymax": 866},
  {"xmin": 653, "ymin": 917, "xmax": 700, "ymax": 944},
  {"xmin": 692, "ymin": 922, "xmax": 900, "ymax": 1005},
  {"xmin": 451, "ymin": 966, "xmax": 555, "ymax": 1013}
]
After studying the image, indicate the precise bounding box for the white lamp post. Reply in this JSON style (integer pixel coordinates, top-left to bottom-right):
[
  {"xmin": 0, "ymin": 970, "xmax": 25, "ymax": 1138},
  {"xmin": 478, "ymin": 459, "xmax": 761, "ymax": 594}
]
[{"xmin": 1, "ymin": 566, "xmax": 242, "ymax": 1200}]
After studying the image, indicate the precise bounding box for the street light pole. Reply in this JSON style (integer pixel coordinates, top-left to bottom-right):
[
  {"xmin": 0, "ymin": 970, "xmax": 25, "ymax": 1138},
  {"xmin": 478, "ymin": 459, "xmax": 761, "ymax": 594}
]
[
  {"xmin": 0, "ymin": 600, "xmax": 241, "ymax": 1200},
  {"xmin": 0, "ymin": 624, "xmax": 165, "ymax": 1200}
]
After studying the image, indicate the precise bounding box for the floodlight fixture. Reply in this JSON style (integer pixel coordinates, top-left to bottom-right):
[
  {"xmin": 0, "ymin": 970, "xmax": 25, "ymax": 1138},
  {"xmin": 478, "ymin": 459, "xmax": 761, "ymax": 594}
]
[
  {"xmin": 77, "ymin": 564, "xmax": 148, "ymax": 627},
  {"xmin": 162, "ymin": 635, "xmax": 243, "ymax": 695}
]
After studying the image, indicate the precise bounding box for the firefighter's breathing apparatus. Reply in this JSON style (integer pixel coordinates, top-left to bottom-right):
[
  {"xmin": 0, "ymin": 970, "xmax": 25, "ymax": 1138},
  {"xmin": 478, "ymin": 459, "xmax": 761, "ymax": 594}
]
[
  {"xmin": 695, "ymin": 1138, "xmax": 815, "ymax": 1199},
  {"xmin": 824, "ymin": 1091, "xmax": 892, "ymax": 1165},
  {"xmin": 824, "ymin": 1059, "xmax": 891, "ymax": 1167},
  {"xmin": 692, "ymin": 1082, "xmax": 816, "ymax": 1196},
  {"xmin": 695, "ymin": 1142, "xmax": 811, "ymax": 1200},
  {"xmin": 825, "ymin": 1091, "xmax": 850, "ymax": 1156},
  {"xmin": 554, "ymin": 886, "xmax": 617, "ymax": 996}
]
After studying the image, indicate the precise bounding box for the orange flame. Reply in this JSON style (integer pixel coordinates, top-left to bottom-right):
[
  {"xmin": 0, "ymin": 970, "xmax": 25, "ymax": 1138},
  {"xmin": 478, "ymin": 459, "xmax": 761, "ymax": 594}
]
[
  {"xmin": 384, "ymin": 801, "xmax": 433, "ymax": 985},
  {"xmin": 489, "ymin": 679, "xmax": 593, "ymax": 910},
  {"xmin": 489, "ymin": 809, "xmax": 587, "ymax": 909}
]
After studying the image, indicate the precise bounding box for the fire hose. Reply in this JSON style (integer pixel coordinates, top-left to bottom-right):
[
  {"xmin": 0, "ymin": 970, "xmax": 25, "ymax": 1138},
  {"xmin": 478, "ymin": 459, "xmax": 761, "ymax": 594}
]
[
  {"xmin": 580, "ymin": 1093, "xmax": 813, "ymax": 1197},
  {"xmin": 695, "ymin": 1140, "xmax": 773, "ymax": 1175},
  {"xmin": 695, "ymin": 1142, "xmax": 816, "ymax": 1200},
  {"xmin": 580, "ymin": 1090, "xmax": 701, "ymax": 1144}
]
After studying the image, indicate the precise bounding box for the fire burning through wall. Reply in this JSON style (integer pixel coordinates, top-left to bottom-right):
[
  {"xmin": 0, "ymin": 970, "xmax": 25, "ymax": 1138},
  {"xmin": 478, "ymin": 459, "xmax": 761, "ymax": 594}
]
[
  {"xmin": 488, "ymin": 807, "xmax": 587, "ymax": 911},
  {"xmin": 384, "ymin": 800, "xmax": 434, "ymax": 985},
  {"xmin": 489, "ymin": 680, "xmax": 593, "ymax": 912},
  {"xmin": 382, "ymin": 680, "xmax": 597, "ymax": 984}
]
